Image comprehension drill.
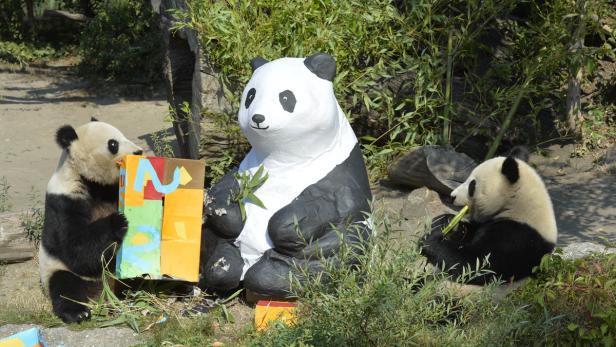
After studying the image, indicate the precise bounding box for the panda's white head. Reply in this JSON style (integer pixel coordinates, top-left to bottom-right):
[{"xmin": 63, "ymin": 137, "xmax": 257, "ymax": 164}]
[
  {"xmin": 451, "ymin": 156, "xmax": 557, "ymax": 243},
  {"xmin": 238, "ymin": 53, "xmax": 342, "ymax": 159},
  {"xmin": 54, "ymin": 117, "xmax": 143, "ymax": 186}
]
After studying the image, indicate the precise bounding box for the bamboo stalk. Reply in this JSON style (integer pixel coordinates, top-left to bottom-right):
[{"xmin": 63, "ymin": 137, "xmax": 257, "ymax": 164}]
[
  {"xmin": 442, "ymin": 30, "xmax": 454, "ymax": 145},
  {"xmin": 484, "ymin": 82, "xmax": 528, "ymax": 160}
]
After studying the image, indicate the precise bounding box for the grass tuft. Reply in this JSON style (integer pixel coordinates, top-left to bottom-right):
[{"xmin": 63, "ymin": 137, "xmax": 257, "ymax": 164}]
[{"xmin": 0, "ymin": 176, "xmax": 11, "ymax": 213}]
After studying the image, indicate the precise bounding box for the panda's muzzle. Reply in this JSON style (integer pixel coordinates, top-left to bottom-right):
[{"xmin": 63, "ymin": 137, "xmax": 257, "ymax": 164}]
[{"xmin": 250, "ymin": 114, "xmax": 269, "ymax": 130}]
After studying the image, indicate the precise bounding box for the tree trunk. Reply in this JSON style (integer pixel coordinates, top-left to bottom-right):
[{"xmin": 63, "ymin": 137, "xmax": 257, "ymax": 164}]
[
  {"xmin": 24, "ymin": 0, "xmax": 35, "ymax": 37},
  {"xmin": 154, "ymin": 0, "xmax": 231, "ymax": 160},
  {"xmin": 565, "ymin": 0, "xmax": 586, "ymax": 137}
]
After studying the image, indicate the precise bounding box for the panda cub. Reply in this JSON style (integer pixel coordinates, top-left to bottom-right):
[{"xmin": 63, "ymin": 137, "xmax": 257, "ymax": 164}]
[
  {"xmin": 39, "ymin": 118, "xmax": 142, "ymax": 323},
  {"xmin": 421, "ymin": 155, "xmax": 558, "ymax": 285}
]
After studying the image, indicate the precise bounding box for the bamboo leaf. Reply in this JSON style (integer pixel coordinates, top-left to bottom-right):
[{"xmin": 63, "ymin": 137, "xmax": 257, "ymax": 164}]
[{"xmin": 247, "ymin": 192, "xmax": 266, "ymax": 209}]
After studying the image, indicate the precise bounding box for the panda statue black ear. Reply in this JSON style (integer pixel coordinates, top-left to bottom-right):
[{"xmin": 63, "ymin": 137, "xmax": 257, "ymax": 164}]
[
  {"xmin": 250, "ymin": 57, "xmax": 269, "ymax": 72},
  {"xmin": 56, "ymin": 125, "xmax": 78, "ymax": 149},
  {"xmin": 502, "ymin": 156, "xmax": 519, "ymax": 184},
  {"xmin": 304, "ymin": 53, "xmax": 336, "ymax": 81},
  {"xmin": 90, "ymin": 116, "xmax": 99, "ymax": 122}
]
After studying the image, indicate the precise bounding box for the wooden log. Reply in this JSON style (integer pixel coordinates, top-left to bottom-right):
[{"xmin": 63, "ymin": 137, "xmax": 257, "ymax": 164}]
[
  {"xmin": 0, "ymin": 246, "xmax": 35, "ymax": 264},
  {"xmin": 0, "ymin": 212, "xmax": 35, "ymax": 264},
  {"xmin": 155, "ymin": 0, "xmax": 232, "ymax": 159},
  {"xmin": 42, "ymin": 9, "xmax": 89, "ymax": 22}
]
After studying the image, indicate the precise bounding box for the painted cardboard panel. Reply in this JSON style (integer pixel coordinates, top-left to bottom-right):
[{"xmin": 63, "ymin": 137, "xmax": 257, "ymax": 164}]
[
  {"xmin": 116, "ymin": 155, "xmax": 205, "ymax": 282},
  {"xmin": 254, "ymin": 300, "xmax": 297, "ymax": 331},
  {"xmin": 143, "ymin": 157, "xmax": 165, "ymax": 200},
  {"xmin": 163, "ymin": 158, "xmax": 205, "ymax": 190},
  {"xmin": 116, "ymin": 200, "xmax": 163, "ymax": 278},
  {"xmin": 0, "ymin": 327, "xmax": 47, "ymax": 347},
  {"xmin": 160, "ymin": 188, "xmax": 203, "ymax": 282},
  {"xmin": 119, "ymin": 155, "xmax": 144, "ymax": 208}
]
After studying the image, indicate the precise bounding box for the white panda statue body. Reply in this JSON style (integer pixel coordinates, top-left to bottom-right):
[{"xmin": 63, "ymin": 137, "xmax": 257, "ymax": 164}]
[
  {"xmin": 200, "ymin": 53, "xmax": 372, "ymax": 297},
  {"xmin": 421, "ymin": 155, "xmax": 557, "ymax": 285},
  {"xmin": 39, "ymin": 118, "xmax": 142, "ymax": 323}
]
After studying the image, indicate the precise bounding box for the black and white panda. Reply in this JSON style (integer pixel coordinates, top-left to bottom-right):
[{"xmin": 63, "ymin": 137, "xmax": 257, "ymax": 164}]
[
  {"xmin": 39, "ymin": 118, "xmax": 143, "ymax": 323},
  {"xmin": 420, "ymin": 155, "xmax": 558, "ymax": 285},
  {"xmin": 200, "ymin": 53, "xmax": 372, "ymax": 297}
]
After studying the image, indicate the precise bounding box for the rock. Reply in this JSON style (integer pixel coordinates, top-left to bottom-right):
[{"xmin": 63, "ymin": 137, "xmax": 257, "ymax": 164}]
[
  {"xmin": 388, "ymin": 145, "xmax": 476, "ymax": 195},
  {"xmin": 0, "ymin": 324, "xmax": 142, "ymax": 347},
  {"xmin": 373, "ymin": 185, "xmax": 456, "ymax": 242},
  {"xmin": 560, "ymin": 242, "xmax": 616, "ymax": 260}
]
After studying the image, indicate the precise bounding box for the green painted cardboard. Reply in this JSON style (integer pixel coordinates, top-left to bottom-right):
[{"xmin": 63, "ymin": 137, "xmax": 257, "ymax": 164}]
[{"xmin": 116, "ymin": 200, "xmax": 163, "ymax": 279}]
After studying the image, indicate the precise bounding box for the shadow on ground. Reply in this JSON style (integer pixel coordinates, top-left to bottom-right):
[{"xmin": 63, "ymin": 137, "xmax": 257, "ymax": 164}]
[{"xmin": 547, "ymin": 174, "xmax": 616, "ymax": 245}]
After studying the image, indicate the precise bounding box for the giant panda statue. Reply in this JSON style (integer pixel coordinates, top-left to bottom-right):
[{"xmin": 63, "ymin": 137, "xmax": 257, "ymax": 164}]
[
  {"xmin": 420, "ymin": 155, "xmax": 558, "ymax": 285},
  {"xmin": 200, "ymin": 53, "xmax": 372, "ymax": 297},
  {"xmin": 39, "ymin": 118, "xmax": 143, "ymax": 323}
]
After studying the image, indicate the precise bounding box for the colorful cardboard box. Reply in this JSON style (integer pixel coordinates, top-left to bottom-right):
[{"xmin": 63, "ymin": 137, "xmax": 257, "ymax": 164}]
[
  {"xmin": 254, "ymin": 300, "xmax": 297, "ymax": 331},
  {"xmin": 116, "ymin": 155, "xmax": 205, "ymax": 282},
  {"xmin": 0, "ymin": 327, "xmax": 47, "ymax": 347}
]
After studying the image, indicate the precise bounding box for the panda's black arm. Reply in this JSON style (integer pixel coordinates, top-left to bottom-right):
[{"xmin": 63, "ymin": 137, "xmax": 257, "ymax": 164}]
[
  {"xmin": 59, "ymin": 212, "xmax": 126, "ymax": 277},
  {"xmin": 420, "ymin": 226, "xmax": 485, "ymax": 281},
  {"xmin": 204, "ymin": 169, "xmax": 245, "ymax": 239}
]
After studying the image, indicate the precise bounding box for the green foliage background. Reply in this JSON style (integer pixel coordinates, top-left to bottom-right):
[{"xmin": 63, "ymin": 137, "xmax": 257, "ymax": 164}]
[
  {"xmin": 0, "ymin": 0, "xmax": 163, "ymax": 83},
  {"xmin": 79, "ymin": 0, "xmax": 163, "ymax": 82},
  {"xmin": 176, "ymin": 0, "xmax": 615, "ymax": 178}
]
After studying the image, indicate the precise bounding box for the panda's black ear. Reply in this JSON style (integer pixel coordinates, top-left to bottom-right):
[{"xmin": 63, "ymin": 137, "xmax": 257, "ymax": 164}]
[
  {"xmin": 304, "ymin": 53, "xmax": 336, "ymax": 81},
  {"xmin": 56, "ymin": 125, "xmax": 78, "ymax": 149},
  {"xmin": 250, "ymin": 57, "xmax": 269, "ymax": 72},
  {"xmin": 502, "ymin": 156, "xmax": 519, "ymax": 184},
  {"xmin": 508, "ymin": 145, "xmax": 529, "ymax": 162},
  {"xmin": 90, "ymin": 116, "xmax": 99, "ymax": 122}
]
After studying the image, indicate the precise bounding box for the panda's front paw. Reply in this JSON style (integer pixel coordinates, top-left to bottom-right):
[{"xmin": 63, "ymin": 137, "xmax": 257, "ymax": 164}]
[
  {"xmin": 58, "ymin": 306, "xmax": 91, "ymax": 324},
  {"xmin": 422, "ymin": 232, "xmax": 442, "ymax": 247},
  {"xmin": 109, "ymin": 213, "xmax": 129, "ymax": 240}
]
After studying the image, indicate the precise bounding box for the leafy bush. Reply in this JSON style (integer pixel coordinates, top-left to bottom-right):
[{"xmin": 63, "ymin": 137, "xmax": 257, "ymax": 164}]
[
  {"xmin": 0, "ymin": 0, "xmax": 27, "ymax": 41},
  {"xmin": 245, "ymin": 212, "xmax": 495, "ymax": 346},
  {"xmin": 507, "ymin": 250, "xmax": 616, "ymax": 345},
  {"xmin": 176, "ymin": 0, "xmax": 613, "ymax": 177},
  {"xmin": 246, "ymin": 212, "xmax": 616, "ymax": 346},
  {"xmin": 79, "ymin": 0, "xmax": 162, "ymax": 82},
  {"xmin": 0, "ymin": 41, "xmax": 57, "ymax": 68},
  {"xmin": 19, "ymin": 188, "xmax": 44, "ymax": 244}
]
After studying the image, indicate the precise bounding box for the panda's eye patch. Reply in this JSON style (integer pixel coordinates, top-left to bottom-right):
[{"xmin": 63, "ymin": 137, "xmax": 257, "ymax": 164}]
[
  {"xmin": 468, "ymin": 179, "xmax": 476, "ymax": 197},
  {"xmin": 245, "ymin": 88, "xmax": 256, "ymax": 109},
  {"xmin": 108, "ymin": 139, "xmax": 119, "ymax": 155},
  {"xmin": 279, "ymin": 90, "xmax": 296, "ymax": 113}
]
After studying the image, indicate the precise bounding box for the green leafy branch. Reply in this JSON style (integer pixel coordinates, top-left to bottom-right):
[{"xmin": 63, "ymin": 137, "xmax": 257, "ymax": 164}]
[{"xmin": 232, "ymin": 164, "xmax": 269, "ymax": 221}]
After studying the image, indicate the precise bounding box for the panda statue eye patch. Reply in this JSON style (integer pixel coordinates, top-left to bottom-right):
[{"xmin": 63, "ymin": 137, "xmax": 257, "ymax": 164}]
[
  {"xmin": 108, "ymin": 139, "xmax": 119, "ymax": 155},
  {"xmin": 245, "ymin": 88, "xmax": 256, "ymax": 109},
  {"xmin": 279, "ymin": 90, "xmax": 296, "ymax": 113}
]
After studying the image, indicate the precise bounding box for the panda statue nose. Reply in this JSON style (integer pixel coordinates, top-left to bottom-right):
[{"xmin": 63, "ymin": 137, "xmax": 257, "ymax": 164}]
[
  {"xmin": 133, "ymin": 149, "xmax": 143, "ymax": 155},
  {"xmin": 252, "ymin": 114, "xmax": 265, "ymax": 124}
]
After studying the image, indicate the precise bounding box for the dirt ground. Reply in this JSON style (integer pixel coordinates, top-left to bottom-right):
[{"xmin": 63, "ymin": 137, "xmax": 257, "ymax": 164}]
[
  {"xmin": 0, "ymin": 63, "xmax": 171, "ymax": 211},
  {"xmin": 0, "ymin": 64, "xmax": 614, "ymax": 345}
]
